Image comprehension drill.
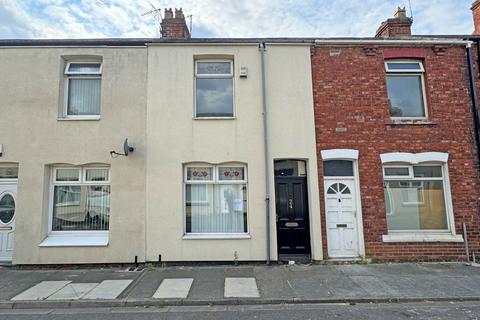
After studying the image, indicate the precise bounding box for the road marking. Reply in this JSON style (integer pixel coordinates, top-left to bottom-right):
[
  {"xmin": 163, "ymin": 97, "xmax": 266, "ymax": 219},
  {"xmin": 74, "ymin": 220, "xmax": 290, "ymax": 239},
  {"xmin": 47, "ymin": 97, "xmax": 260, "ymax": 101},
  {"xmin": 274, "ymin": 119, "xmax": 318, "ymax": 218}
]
[
  {"xmin": 153, "ymin": 278, "xmax": 194, "ymax": 299},
  {"xmin": 47, "ymin": 283, "xmax": 99, "ymax": 300},
  {"xmin": 11, "ymin": 281, "xmax": 71, "ymax": 301},
  {"xmin": 224, "ymin": 277, "xmax": 260, "ymax": 298},
  {"xmin": 81, "ymin": 280, "xmax": 132, "ymax": 300}
]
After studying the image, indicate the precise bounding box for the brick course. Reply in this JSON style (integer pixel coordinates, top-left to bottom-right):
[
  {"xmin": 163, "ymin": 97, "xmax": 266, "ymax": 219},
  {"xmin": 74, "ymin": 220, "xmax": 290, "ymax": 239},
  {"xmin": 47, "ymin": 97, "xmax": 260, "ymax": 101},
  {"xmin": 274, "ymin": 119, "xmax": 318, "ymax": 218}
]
[{"xmin": 311, "ymin": 44, "xmax": 480, "ymax": 261}]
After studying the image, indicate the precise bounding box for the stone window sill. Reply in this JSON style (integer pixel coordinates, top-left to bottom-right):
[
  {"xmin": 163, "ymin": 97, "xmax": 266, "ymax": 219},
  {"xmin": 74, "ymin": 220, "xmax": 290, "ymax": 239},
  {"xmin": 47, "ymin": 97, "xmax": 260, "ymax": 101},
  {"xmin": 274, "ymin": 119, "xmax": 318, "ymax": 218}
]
[
  {"xmin": 382, "ymin": 234, "xmax": 464, "ymax": 243},
  {"xmin": 39, "ymin": 233, "xmax": 109, "ymax": 247},
  {"xmin": 385, "ymin": 119, "xmax": 436, "ymax": 126}
]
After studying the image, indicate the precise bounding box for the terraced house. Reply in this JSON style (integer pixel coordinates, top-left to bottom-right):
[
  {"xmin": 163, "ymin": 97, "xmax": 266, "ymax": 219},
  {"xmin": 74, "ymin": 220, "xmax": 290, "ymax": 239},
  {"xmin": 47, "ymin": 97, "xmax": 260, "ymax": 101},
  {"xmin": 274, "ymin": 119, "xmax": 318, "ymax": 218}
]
[{"xmin": 0, "ymin": 5, "xmax": 479, "ymax": 265}]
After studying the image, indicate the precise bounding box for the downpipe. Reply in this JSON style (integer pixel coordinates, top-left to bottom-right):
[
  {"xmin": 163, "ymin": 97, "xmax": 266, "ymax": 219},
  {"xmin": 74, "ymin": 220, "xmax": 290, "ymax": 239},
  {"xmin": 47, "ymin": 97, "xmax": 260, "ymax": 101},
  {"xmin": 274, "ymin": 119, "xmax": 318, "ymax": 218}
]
[{"xmin": 259, "ymin": 41, "xmax": 271, "ymax": 265}]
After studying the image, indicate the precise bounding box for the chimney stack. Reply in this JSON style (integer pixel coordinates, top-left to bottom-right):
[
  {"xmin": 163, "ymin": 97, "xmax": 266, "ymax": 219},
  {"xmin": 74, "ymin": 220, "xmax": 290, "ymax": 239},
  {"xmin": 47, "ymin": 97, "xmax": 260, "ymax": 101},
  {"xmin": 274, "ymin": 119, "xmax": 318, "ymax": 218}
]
[
  {"xmin": 160, "ymin": 8, "xmax": 191, "ymax": 38},
  {"xmin": 472, "ymin": 1, "xmax": 480, "ymax": 35},
  {"xmin": 375, "ymin": 7, "xmax": 413, "ymax": 38}
]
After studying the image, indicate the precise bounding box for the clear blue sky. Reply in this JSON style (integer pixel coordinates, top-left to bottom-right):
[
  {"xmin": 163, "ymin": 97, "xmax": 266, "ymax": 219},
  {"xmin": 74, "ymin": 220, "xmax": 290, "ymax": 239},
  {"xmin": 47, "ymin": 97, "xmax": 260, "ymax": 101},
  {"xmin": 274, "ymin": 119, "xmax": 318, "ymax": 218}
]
[{"xmin": 0, "ymin": 0, "xmax": 475, "ymax": 39}]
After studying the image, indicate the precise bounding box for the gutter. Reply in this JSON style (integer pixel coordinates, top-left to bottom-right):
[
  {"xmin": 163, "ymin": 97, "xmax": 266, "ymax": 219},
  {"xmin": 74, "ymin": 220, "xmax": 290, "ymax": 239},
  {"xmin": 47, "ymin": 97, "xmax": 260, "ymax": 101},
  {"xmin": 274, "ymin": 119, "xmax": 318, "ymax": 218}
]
[
  {"xmin": 314, "ymin": 39, "xmax": 471, "ymax": 46},
  {"xmin": 259, "ymin": 41, "xmax": 271, "ymax": 265}
]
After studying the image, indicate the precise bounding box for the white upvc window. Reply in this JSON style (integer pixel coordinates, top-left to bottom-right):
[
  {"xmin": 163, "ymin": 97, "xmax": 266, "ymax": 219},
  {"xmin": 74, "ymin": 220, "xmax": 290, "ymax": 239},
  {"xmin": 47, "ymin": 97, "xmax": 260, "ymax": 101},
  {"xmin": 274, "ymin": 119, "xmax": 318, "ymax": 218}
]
[
  {"xmin": 49, "ymin": 166, "xmax": 110, "ymax": 234},
  {"xmin": 184, "ymin": 164, "xmax": 248, "ymax": 236},
  {"xmin": 382, "ymin": 163, "xmax": 456, "ymax": 236},
  {"xmin": 385, "ymin": 60, "xmax": 428, "ymax": 119},
  {"xmin": 63, "ymin": 62, "xmax": 102, "ymax": 119},
  {"xmin": 194, "ymin": 60, "xmax": 234, "ymax": 118}
]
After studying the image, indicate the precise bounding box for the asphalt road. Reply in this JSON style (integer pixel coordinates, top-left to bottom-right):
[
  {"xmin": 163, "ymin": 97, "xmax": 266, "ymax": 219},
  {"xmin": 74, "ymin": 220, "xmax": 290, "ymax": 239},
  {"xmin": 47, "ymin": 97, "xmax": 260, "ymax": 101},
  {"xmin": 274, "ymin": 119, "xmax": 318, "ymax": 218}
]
[{"xmin": 0, "ymin": 302, "xmax": 479, "ymax": 320}]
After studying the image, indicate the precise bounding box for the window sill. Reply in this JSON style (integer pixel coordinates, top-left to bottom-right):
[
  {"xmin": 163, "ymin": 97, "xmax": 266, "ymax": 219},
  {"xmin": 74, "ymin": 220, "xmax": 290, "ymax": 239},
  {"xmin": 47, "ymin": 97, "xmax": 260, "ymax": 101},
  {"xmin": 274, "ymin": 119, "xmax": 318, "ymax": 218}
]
[
  {"xmin": 39, "ymin": 233, "xmax": 109, "ymax": 247},
  {"xmin": 385, "ymin": 119, "xmax": 436, "ymax": 126},
  {"xmin": 193, "ymin": 117, "xmax": 236, "ymax": 120},
  {"xmin": 183, "ymin": 233, "xmax": 251, "ymax": 240},
  {"xmin": 382, "ymin": 234, "xmax": 464, "ymax": 243},
  {"xmin": 57, "ymin": 116, "xmax": 101, "ymax": 121}
]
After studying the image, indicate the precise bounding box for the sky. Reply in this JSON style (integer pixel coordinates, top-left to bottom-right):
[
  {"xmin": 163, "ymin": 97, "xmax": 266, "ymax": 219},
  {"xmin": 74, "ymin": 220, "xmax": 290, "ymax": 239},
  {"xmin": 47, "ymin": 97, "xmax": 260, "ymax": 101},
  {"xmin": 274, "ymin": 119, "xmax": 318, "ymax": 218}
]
[{"xmin": 0, "ymin": 0, "xmax": 475, "ymax": 39}]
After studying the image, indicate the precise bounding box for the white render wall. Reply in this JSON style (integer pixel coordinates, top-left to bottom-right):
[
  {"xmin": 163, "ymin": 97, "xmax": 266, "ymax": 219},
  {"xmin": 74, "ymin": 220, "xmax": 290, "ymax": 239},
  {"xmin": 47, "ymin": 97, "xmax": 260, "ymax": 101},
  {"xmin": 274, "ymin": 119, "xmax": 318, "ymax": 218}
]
[
  {"xmin": 0, "ymin": 47, "xmax": 148, "ymax": 264},
  {"xmin": 0, "ymin": 43, "xmax": 321, "ymax": 264},
  {"xmin": 145, "ymin": 44, "xmax": 322, "ymax": 262}
]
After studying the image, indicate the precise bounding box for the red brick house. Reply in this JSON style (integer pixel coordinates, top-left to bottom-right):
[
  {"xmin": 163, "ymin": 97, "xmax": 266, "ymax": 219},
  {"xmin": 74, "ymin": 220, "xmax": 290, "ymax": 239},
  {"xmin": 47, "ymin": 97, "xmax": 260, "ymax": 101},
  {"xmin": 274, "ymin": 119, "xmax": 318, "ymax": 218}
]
[{"xmin": 311, "ymin": 6, "xmax": 480, "ymax": 261}]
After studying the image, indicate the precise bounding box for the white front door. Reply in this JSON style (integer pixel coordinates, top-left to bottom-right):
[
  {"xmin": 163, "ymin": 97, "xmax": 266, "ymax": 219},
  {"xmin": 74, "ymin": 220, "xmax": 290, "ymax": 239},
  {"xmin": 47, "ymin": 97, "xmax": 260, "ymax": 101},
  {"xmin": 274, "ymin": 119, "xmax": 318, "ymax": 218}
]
[
  {"xmin": 324, "ymin": 180, "xmax": 359, "ymax": 258},
  {"xmin": 0, "ymin": 183, "xmax": 16, "ymax": 262}
]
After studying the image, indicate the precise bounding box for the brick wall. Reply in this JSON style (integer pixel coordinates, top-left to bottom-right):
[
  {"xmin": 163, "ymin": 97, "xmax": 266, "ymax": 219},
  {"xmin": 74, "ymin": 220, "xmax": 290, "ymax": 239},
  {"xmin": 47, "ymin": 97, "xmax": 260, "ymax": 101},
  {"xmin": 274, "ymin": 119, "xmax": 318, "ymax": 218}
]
[{"xmin": 311, "ymin": 45, "xmax": 480, "ymax": 261}]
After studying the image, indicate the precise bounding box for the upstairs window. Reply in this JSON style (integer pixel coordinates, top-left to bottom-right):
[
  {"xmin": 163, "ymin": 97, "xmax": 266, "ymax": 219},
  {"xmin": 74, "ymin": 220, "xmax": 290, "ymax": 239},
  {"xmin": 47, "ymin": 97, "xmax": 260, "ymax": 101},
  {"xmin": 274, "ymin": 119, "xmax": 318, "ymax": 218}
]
[
  {"xmin": 195, "ymin": 61, "xmax": 234, "ymax": 118},
  {"xmin": 64, "ymin": 62, "xmax": 102, "ymax": 118},
  {"xmin": 385, "ymin": 60, "xmax": 427, "ymax": 119}
]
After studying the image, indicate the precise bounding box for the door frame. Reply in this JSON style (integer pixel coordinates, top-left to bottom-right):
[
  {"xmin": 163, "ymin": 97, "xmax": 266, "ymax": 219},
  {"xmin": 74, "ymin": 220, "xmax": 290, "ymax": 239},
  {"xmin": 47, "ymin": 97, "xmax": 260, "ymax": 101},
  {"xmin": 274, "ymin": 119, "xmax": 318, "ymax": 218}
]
[
  {"xmin": 273, "ymin": 159, "xmax": 313, "ymax": 257},
  {"xmin": 0, "ymin": 178, "xmax": 18, "ymax": 263},
  {"xmin": 320, "ymin": 150, "xmax": 365, "ymax": 259}
]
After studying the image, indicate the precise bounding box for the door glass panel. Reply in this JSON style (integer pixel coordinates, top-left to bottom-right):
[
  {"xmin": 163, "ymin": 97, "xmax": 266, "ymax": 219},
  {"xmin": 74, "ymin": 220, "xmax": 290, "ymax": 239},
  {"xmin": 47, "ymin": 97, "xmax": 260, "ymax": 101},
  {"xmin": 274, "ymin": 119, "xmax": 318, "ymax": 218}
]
[
  {"xmin": 274, "ymin": 160, "xmax": 307, "ymax": 177},
  {"xmin": 323, "ymin": 160, "xmax": 354, "ymax": 177},
  {"xmin": 0, "ymin": 167, "xmax": 18, "ymax": 179},
  {"xmin": 0, "ymin": 194, "xmax": 15, "ymax": 224}
]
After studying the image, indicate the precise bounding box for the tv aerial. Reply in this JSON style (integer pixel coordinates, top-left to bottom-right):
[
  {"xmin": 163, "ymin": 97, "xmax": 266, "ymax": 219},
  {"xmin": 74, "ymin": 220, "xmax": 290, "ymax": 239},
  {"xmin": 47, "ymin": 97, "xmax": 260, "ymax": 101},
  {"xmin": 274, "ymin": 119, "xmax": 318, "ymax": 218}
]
[{"xmin": 141, "ymin": 0, "xmax": 163, "ymax": 34}]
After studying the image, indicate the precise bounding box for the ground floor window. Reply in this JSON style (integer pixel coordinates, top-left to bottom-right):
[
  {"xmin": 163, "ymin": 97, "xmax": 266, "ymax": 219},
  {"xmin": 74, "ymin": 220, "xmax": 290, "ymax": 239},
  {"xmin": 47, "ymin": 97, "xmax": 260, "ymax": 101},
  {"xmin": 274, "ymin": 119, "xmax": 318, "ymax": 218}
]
[
  {"xmin": 185, "ymin": 164, "xmax": 247, "ymax": 234},
  {"xmin": 51, "ymin": 166, "xmax": 110, "ymax": 231},
  {"xmin": 383, "ymin": 164, "xmax": 450, "ymax": 232}
]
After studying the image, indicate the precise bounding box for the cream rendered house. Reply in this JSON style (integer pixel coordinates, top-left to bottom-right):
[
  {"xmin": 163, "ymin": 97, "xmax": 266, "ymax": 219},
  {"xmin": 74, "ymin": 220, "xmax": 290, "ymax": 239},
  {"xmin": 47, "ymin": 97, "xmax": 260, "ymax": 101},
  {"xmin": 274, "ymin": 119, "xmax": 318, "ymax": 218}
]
[{"xmin": 0, "ymin": 11, "xmax": 321, "ymax": 265}]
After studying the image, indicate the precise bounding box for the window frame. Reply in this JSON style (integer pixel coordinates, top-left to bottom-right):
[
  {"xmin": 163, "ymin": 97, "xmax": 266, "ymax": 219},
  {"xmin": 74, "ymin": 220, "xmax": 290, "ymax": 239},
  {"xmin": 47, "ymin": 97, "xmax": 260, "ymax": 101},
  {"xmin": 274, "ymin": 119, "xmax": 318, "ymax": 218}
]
[
  {"xmin": 385, "ymin": 59, "xmax": 429, "ymax": 121},
  {"xmin": 48, "ymin": 165, "xmax": 111, "ymax": 236},
  {"xmin": 63, "ymin": 61, "xmax": 103, "ymax": 120},
  {"xmin": 183, "ymin": 163, "xmax": 249, "ymax": 238},
  {"xmin": 194, "ymin": 60, "xmax": 235, "ymax": 119},
  {"xmin": 382, "ymin": 163, "xmax": 454, "ymax": 235}
]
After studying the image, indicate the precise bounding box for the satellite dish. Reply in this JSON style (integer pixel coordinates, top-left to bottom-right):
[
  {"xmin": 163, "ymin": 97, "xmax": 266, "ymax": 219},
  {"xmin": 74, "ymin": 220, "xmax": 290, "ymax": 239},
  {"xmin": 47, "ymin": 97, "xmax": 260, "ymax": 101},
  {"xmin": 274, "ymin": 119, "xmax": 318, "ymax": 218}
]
[
  {"xmin": 110, "ymin": 138, "xmax": 135, "ymax": 157},
  {"xmin": 124, "ymin": 138, "xmax": 134, "ymax": 156}
]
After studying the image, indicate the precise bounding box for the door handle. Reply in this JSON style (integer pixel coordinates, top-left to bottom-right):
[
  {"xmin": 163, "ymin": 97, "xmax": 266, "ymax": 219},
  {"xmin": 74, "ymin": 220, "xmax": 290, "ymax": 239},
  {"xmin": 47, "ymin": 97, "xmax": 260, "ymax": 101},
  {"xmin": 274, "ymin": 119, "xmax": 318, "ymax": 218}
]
[
  {"xmin": 0, "ymin": 226, "xmax": 12, "ymax": 230},
  {"xmin": 288, "ymin": 199, "xmax": 293, "ymax": 209}
]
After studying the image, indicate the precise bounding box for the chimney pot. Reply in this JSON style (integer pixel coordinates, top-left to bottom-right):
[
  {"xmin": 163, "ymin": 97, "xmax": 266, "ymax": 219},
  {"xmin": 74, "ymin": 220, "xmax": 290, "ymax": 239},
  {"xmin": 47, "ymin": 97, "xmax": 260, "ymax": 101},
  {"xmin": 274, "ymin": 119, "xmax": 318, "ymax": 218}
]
[
  {"xmin": 164, "ymin": 8, "xmax": 173, "ymax": 19},
  {"xmin": 375, "ymin": 6, "xmax": 412, "ymax": 38},
  {"xmin": 394, "ymin": 6, "xmax": 407, "ymax": 19},
  {"xmin": 175, "ymin": 8, "xmax": 184, "ymax": 19}
]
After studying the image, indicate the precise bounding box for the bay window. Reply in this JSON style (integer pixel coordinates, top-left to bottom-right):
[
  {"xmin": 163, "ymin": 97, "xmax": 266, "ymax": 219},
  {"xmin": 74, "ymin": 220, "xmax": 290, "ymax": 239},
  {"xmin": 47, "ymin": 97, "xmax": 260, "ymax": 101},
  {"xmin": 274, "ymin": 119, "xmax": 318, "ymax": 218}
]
[
  {"xmin": 63, "ymin": 62, "xmax": 102, "ymax": 118},
  {"xmin": 184, "ymin": 164, "xmax": 247, "ymax": 235},
  {"xmin": 50, "ymin": 167, "xmax": 110, "ymax": 232}
]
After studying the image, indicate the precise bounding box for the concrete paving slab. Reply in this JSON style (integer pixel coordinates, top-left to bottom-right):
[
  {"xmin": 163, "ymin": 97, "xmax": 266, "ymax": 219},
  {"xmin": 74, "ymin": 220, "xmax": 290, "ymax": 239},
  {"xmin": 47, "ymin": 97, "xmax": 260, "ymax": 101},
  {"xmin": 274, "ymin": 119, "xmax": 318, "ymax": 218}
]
[
  {"xmin": 153, "ymin": 278, "xmax": 193, "ymax": 299},
  {"xmin": 224, "ymin": 278, "xmax": 260, "ymax": 298},
  {"xmin": 47, "ymin": 283, "xmax": 99, "ymax": 300},
  {"xmin": 11, "ymin": 281, "xmax": 71, "ymax": 301},
  {"xmin": 349, "ymin": 275, "xmax": 400, "ymax": 297},
  {"xmin": 81, "ymin": 280, "xmax": 132, "ymax": 300}
]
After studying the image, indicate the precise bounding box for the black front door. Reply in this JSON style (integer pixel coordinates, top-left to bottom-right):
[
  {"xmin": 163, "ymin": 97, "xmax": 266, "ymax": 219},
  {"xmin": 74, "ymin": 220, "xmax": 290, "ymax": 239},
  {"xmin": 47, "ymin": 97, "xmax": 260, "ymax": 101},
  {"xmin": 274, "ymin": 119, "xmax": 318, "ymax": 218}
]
[{"xmin": 275, "ymin": 177, "xmax": 310, "ymax": 255}]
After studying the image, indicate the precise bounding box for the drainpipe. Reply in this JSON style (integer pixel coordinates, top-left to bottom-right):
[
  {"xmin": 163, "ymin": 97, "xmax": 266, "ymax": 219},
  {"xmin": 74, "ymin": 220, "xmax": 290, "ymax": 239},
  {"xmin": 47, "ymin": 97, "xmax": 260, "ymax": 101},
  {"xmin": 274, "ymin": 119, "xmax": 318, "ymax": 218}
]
[
  {"xmin": 466, "ymin": 41, "xmax": 480, "ymax": 166},
  {"xmin": 259, "ymin": 41, "xmax": 271, "ymax": 265}
]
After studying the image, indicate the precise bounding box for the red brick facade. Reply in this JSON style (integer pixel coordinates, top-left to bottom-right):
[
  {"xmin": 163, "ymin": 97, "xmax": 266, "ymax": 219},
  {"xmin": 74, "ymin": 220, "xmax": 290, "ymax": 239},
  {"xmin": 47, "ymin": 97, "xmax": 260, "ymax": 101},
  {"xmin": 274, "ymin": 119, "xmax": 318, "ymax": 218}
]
[
  {"xmin": 311, "ymin": 44, "xmax": 480, "ymax": 261},
  {"xmin": 472, "ymin": 1, "xmax": 480, "ymax": 35}
]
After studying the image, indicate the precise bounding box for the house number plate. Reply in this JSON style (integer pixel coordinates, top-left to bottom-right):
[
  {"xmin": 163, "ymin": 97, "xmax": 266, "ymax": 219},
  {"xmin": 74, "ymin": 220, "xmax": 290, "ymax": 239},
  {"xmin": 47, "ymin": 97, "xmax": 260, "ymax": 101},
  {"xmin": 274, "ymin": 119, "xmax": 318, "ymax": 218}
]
[{"xmin": 285, "ymin": 222, "xmax": 299, "ymax": 228}]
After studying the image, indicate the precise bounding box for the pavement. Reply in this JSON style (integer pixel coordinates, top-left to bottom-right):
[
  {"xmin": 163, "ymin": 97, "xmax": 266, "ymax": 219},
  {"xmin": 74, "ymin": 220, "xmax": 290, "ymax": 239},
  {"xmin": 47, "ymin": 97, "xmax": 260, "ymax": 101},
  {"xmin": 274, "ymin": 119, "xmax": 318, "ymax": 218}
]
[{"xmin": 0, "ymin": 262, "xmax": 480, "ymax": 309}]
